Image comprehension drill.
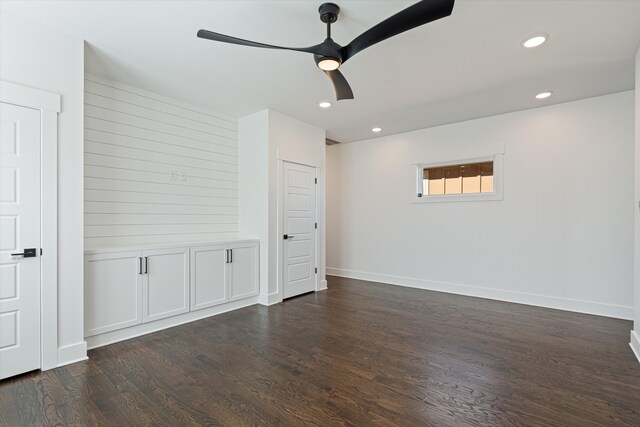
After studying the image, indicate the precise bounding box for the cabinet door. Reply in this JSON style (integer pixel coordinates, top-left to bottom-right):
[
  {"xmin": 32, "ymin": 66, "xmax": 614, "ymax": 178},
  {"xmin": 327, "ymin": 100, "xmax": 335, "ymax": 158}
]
[
  {"xmin": 190, "ymin": 245, "xmax": 228, "ymax": 310},
  {"xmin": 228, "ymin": 243, "xmax": 259, "ymax": 302},
  {"xmin": 85, "ymin": 251, "xmax": 143, "ymax": 337},
  {"xmin": 143, "ymin": 248, "xmax": 189, "ymax": 322}
]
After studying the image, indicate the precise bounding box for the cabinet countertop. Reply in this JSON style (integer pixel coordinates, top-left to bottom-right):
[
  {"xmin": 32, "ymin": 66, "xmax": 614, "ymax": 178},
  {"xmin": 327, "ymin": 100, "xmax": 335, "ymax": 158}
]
[{"xmin": 84, "ymin": 238, "xmax": 260, "ymax": 255}]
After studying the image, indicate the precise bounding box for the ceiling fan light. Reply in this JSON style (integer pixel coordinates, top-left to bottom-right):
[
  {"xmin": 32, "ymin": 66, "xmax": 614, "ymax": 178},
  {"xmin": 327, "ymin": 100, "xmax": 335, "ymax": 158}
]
[{"xmin": 317, "ymin": 57, "xmax": 341, "ymax": 71}]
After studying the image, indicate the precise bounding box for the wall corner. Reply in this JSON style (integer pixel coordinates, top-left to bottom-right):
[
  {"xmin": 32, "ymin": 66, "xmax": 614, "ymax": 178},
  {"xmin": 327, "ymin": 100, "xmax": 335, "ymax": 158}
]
[{"xmin": 632, "ymin": 44, "xmax": 640, "ymax": 358}]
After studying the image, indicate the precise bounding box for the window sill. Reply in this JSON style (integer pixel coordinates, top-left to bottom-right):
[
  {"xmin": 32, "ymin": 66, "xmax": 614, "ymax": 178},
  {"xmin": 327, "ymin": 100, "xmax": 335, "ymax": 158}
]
[{"xmin": 413, "ymin": 192, "xmax": 502, "ymax": 203}]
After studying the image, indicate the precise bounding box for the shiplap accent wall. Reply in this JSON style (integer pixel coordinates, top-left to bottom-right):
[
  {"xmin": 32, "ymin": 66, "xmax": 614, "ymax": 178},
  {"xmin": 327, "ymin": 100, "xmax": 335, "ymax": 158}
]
[{"xmin": 84, "ymin": 75, "xmax": 239, "ymax": 249}]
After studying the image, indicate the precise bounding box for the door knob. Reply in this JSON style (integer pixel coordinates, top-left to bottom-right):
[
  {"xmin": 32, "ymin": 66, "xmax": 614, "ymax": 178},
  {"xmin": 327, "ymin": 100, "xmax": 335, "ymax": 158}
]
[
  {"xmin": 11, "ymin": 248, "xmax": 37, "ymax": 258},
  {"xmin": 283, "ymin": 234, "xmax": 295, "ymax": 240}
]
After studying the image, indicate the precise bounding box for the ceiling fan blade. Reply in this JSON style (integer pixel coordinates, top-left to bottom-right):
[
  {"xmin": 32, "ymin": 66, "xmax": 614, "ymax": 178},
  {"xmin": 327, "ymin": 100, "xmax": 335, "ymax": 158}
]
[
  {"xmin": 197, "ymin": 29, "xmax": 322, "ymax": 54},
  {"xmin": 324, "ymin": 70, "xmax": 354, "ymax": 101},
  {"xmin": 342, "ymin": 0, "xmax": 455, "ymax": 62}
]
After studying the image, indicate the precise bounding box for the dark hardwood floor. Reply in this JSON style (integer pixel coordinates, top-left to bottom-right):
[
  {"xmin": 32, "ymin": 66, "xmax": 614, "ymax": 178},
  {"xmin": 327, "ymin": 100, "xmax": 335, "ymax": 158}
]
[{"xmin": 1, "ymin": 276, "xmax": 639, "ymax": 426}]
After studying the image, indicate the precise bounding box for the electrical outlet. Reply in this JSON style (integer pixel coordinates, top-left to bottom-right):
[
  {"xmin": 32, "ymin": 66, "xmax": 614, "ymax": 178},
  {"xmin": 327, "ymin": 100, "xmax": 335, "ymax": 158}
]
[{"xmin": 169, "ymin": 170, "xmax": 187, "ymax": 182}]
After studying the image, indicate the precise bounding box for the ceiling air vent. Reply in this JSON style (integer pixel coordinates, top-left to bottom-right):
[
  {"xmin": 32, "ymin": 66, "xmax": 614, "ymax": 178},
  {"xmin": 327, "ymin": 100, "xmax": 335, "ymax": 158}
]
[{"xmin": 325, "ymin": 138, "xmax": 341, "ymax": 146}]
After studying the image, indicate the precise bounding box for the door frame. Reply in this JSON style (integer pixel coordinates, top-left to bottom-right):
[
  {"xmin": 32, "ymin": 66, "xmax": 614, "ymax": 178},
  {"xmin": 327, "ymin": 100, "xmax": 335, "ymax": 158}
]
[
  {"xmin": 1, "ymin": 81, "xmax": 60, "ymax": 370},
  {"xmin": 277, "ymin": 154, "xmax": 320, "ymax": 302}
]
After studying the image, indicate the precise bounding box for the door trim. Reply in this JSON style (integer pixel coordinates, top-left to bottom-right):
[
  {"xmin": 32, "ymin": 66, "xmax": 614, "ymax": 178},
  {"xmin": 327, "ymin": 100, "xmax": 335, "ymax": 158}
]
[
  {"xmin": 1, "ymin": 81, "xmax": 60, "ymax": 370},
  {"xmin": 276, "ymin": 149, "xmax": 321, "ymax": 168},
  {"xmin": 278, "ymin": 159, "xmax": 318, "ymax": 301}
]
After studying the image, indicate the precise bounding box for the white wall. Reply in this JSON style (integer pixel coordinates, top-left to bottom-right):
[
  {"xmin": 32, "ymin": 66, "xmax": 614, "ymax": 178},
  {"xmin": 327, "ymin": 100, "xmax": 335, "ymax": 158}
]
[
  {"xmin": 270, "ymin": 111, "xmax": 327, "ymax": 296},
  {"xmin": 0, "ymin": 12, "xmax": 86, "ymax": 363},
  {"xmin": 239, "ymin": 110, "xmax": 326, "ymax": 305},
  {"xmin": 83, "ymin": 75, "xmax": 239, "ymax": 249},
  {"xmin": 632, "ymin": 47, "xmax": 640, "ymax": 361},
  {"xmin": 328, "ymin": 91, "xmax": 635, "ymax": 319},
  {"xmin": 239, "ymin": 111, "xmax": 270, "ymax": 300}
]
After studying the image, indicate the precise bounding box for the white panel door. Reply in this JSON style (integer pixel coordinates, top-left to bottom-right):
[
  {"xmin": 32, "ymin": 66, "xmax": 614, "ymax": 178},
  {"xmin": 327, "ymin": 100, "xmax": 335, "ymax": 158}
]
[
  {"xmin": 228, "ymin": 243, "xmax": 259, "ymax": 302},
  {"xmin": 282, "ymin": 162, "xmax": 316, "ymax": 299},
  {"xmin": 0, "ymin": 103, "xmax": 41, "ymax": 379},
  {"xmin": 84, "ymin": 251, "xmax": 143, "ymax": 337},
  {"xmin": 190, "ymin": 245, "xmax": 228, "ymax": 310},
  {"xmin": 143, "ymin": 248, "xmax": 189, "ymax": 322}
]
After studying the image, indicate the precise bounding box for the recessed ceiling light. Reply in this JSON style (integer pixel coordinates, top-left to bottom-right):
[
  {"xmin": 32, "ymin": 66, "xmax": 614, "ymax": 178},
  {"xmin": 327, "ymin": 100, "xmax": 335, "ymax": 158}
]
[
  {"xmin": 535, "ymin": 91, "xmax": 553, "ymax": 100},
  {"xmin": 318, "ymin": 101, "xmax": 332, "ymax": 109},
  {"xmin": 522, "ymin": 33, "xmax": 548, "ymax": 48},
  {"xmin": 371, "ymin": 127, "xmax": 382, "ymax": 133}
]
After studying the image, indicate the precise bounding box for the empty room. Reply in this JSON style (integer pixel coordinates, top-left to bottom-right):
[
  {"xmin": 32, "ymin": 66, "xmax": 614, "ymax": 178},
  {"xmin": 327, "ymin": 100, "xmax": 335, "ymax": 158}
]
[{"xmin": 1, "ymin": 0, "xmax": 639, "ymax": 425}]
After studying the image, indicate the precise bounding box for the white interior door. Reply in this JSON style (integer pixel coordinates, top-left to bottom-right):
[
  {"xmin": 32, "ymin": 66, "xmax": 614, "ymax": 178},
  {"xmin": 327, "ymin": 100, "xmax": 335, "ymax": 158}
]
[
  {"xmin": 0, "ymin": 102, "xmax": 41, "ymax": 379},
  {"xmin": 282, "ymin": 162, "xmax": 316, "ymax": 299}
]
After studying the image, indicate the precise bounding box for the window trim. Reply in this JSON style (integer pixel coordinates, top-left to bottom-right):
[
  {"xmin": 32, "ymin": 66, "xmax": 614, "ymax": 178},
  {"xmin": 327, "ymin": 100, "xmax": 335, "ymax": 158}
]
[{"xmin": 413, "ymin": 153, "xmax": 504, "ymax": 203}]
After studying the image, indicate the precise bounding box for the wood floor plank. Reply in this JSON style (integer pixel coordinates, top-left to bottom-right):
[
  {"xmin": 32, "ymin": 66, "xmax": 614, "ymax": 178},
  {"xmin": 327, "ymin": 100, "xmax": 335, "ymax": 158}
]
[{"xmin": 1, "ymin": 275, "xmax": 639, "ymax": 426}]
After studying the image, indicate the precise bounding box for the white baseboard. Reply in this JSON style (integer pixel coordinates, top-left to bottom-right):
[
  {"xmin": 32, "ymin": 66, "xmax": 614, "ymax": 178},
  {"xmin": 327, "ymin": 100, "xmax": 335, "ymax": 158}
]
[
  {"xmin": 258, "ymin": 292, "xmax": 282, "ymax": 306},
  {"xmin": 86, "ymin": 297, "xmax": 258, "ymax": 350},
  {"xmin": 327, "ymin": 268, "xmax": 633, "ymax": 320},
  {"xmin": 318, "ymin": 280, "xmax": 328, "ymax": 291},
  {"xmin": 631, "ymin": 330, "xmax": 640, "ymax": 364},
  {"xmin": 56, "ymin": 341, "xmax": 88, "ymax": 368}
]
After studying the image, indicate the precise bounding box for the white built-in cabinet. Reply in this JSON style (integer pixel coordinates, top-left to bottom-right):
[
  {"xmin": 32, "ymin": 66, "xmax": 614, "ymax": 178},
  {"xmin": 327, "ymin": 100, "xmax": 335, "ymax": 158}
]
[
  {"xmin": 84, "ymin": 251, "xmax": 143, "ymax": 336},
  {"xmin": 84, "ymin": 247, "xmax": 189, "ymax": 337},
  {"xmin": 84, "ymin": 240, "xmax": 258, "ymax": 341},
  {"xmin": 143, "ymin": 248, "xmax": 190, "ymax": 322},
  {"xmin": 228, "ymin": 242, "xmax": 259, "ymax": 301},
  {"xmin": 191, "ymin": 244, "xmax": 228, "ymax": 310},
  {"xmin": 190, "ymin": 242, "xmax": 259, "ymax": 310}
]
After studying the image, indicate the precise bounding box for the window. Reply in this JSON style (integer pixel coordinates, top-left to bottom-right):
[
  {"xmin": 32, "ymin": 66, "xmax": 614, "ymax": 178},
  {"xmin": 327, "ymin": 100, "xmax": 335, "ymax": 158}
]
[
  {"xmin": 414, "ymin": 150, "xmax": 503, "ymax": 202},
  {"xmin": 423, "ymin": 161, "xmax": 494, "ymax": 195}
]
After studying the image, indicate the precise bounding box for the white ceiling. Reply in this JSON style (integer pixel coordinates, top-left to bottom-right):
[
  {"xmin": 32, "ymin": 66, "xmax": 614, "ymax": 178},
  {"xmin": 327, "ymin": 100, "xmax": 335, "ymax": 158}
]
[{"xmin": 2, "ymin": 0, "xmax": 640, "ymax": 143}]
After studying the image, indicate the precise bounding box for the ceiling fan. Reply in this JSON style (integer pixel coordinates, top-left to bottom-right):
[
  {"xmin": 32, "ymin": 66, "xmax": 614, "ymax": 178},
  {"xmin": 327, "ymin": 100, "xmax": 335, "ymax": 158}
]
[{"xmin": 197, "ymin": 0, "xmax": 455, "ymax": 101}]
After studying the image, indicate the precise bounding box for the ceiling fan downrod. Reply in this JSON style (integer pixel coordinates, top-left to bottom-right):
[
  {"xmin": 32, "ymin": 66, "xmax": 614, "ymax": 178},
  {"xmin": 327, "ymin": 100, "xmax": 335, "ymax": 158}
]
[{"xmin": 314, "ymin": 3, "xmax": 343, "ymax": 72}]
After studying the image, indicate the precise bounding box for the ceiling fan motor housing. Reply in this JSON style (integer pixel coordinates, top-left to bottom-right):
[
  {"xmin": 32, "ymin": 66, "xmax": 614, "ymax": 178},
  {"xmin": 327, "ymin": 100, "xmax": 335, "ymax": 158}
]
[{"xmin": 313, "ymin": 37, "xmax": 343, "ymax": 69}]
